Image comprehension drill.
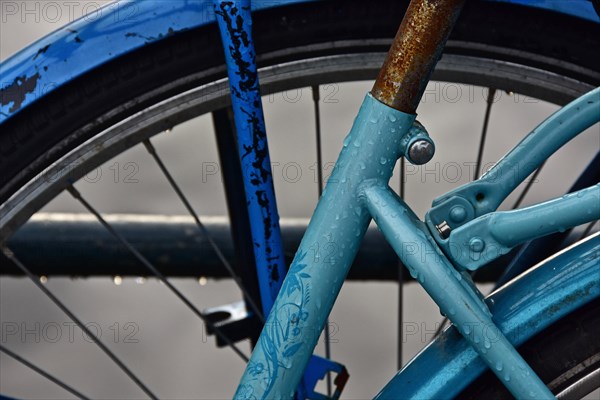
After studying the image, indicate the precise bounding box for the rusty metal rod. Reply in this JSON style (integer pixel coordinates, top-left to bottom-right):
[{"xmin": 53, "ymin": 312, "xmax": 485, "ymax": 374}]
[{"xmin": 372, "ymin": 0, "xmax": 466, "ymax": 113}]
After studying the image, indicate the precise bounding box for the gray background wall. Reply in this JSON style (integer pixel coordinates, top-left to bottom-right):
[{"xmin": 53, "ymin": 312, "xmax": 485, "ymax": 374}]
[{"xmin": 1, "ymin": 1, "xmax": 598, "ymax": 399}]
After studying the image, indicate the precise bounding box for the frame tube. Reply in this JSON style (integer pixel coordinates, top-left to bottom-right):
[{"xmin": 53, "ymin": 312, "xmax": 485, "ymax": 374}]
[
  {"xmin": 371, "ymin": 0, "xmax": 466, "ymax": 113},
  {"xmin": 235, "ymin": 94, "xmax": 415, "ymax": 399},
  {"xmin": 449, "ymin": 183, "xmax": 600, "ymax": 270},
  {"xmin": 429, "ymin": 87, "xmax": 600, "ymax": 226},
  {"xmin": 213, "ymin": 0, "xmax": 287, "ymax": 314},
  {"xmin": 375, "ymin": 233, "xmax": 600, "ymax": 399},
  {"xmin": 362, "ymin": 184, "xmax": 555, "ymax": 399}
]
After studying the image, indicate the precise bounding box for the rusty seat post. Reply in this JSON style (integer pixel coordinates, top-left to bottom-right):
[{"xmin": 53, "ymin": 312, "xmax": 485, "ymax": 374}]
[{"xmin": 372, "ymin": 0, "xmax": 467, "ymax": 114}]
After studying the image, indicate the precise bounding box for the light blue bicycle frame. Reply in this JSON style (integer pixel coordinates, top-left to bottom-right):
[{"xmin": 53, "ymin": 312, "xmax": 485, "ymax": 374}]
[
  {"xmin": 227, "ymin": 2, "xmax": 600, "ymax": 398},
  {"xmin": 233, "ymin": 82, "xmax": 599, "ymax": 397},
  {"xmin": 0, "ymin": 0, "xmax": 598, "ymax": 399}
]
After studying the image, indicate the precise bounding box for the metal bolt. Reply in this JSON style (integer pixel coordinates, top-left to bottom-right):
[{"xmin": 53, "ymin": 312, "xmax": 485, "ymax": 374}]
[
  {"xmin": 436, "ymin": 221, "xmax": 451, "ymax": 239},
  {"xmin": 449, "ymin": 205, "xmax": 467, "ymax": 223},
  {"xmin": 469, "ymin": 237, "xmax": 485, "ymax": 253},
  {"xmin": 408, "ymin": 139, "xmax": 435, "ymax": 165}
]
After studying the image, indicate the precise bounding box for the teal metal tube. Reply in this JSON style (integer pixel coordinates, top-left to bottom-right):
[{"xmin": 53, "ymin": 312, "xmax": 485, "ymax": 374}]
[
  {"xmin": 361, "ymin": 184, "xmax": 555, "ymax": 400},
  {"xmin": 448, "ymin": 183, "xmax": 600, "ymax": 270},
  {"xmin": 429, "ymin": 87, "xmax": 600, "ymax": 224},
  {"xmin": 375, "ymin": 234, "xmax": 600, "ymax": 399},
  {"xmin": 234, "ymin": 94, "xmax": 416, "ymax": 399}
]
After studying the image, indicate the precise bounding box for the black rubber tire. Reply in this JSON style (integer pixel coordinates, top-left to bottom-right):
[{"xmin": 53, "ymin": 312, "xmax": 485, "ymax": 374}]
[
  {"xmin": 459, "ymin": 298, "xmax": 600, "ymax": 399},
  {"xmin": 1, "ymin": 0, "xmax": 599, "ymax": 204}
]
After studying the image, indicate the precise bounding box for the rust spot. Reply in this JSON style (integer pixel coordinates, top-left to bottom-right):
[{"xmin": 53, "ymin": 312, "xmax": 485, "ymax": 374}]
[{"xmin": 372, "ymin": 0, "xmax": 466, "ymax": 113}]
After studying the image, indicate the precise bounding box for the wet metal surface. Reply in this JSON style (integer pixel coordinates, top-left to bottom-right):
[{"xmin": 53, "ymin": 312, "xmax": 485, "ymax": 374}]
[{"xmin": 372, "ymin": 0, "xmax": 466, "ymax": 113}]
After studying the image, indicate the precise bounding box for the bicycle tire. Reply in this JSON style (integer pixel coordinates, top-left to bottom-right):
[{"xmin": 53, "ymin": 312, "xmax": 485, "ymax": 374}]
[
  {"xmin": 1, "ymin": 0, "xmax": 599, "ymax": 204},
  {"xmin": 0, "ymin": 0, "xmax": 598, "ymax": 398}
]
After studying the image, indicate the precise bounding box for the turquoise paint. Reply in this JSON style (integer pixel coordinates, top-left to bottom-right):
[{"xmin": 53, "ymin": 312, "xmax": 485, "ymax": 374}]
[
  {"xmin": 449, "ymin": 184, "xmax": 600, "ymax": 270},
  {"xmin": 427, "ymin": 87, "xmax": 600, "ymax": 261},
  {"xmin": 234, "ymin": 93, "xmax": 416, "ymax": 399},
  {"xmin": 362, "ymin": 184, "xmax": 555, "ymax": 399},
  {"xmin": 375, "ymin": 233, "xmax": 599, "ymax": 399}
]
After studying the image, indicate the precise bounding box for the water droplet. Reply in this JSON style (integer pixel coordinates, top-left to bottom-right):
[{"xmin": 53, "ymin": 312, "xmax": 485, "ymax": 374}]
[
  {"xmin": 353, "ymin": 140, "xmax": 361, "ymax": 148},
  {"xmin": 359, "ymin": 162, "xmax": 366, "ymax": 170},
  {"xmin": 463, "ymin": 325, "xmax": 472, "ymax": 335},
  {"xmin": 113, "ymin": 276, "xmax": 123, "ymax": 285},
  {"xmin": 198, "ymin": 276, "xmax": 208, "ymax": 286},
  {"xmin": 40, "ymin": 276, "xmax": 48, "ymax": 284},
  {"xmin": 343, "ymin": 136, "xmax": 351, "ymax": 147},
  {"xmin": 388, "ymin": 114, "xmax": 397, "ymax": 122},
  {"xmin": 503, "ymin": 374, "xmax": 511, "ymax": 382},
  {"xmin": 369, "ymin": 117, "xmax": 378, "ymax": 124},
  {"xmin": 495, "ymin": 361, "xmax": 503, "ymax": 371},
  {"xmin": 448, "ymin": 307, "xmax": 456, "ymax": 316},
  {"xmin": 484, "ymin": 339, "xmax": 491, "ymax": 349}
]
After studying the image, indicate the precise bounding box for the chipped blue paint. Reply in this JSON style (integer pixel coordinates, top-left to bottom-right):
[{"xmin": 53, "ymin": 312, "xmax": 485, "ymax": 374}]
[
  {"xmin": 235, "ymin": 94, "xmax": 417, "ymax": 399},
  {"xmin": 375, "ymin": 233, "xmax": 600, "ymax": 399},
  {"xmin": 0, "ymin": 0, "xmax": 316, "ymax": 123},
  {"xmin": 1, "ymin": 0, "xmax": 595, "ymax": 124},
  {"xmin": 213, "ymin": 0, "xmax": 286, "ymax": 316}
]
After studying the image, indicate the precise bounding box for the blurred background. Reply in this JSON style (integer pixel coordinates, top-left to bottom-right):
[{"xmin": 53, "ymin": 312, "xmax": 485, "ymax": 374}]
[{"xmin": 1, "ymin": 1, "xmax": 598, "ymax": 399}]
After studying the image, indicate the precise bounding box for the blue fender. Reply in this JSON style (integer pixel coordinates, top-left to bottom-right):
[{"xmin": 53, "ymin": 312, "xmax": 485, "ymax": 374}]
[
  {"xmin": 0, "ymin": 0, "xmax": 316, "ymax": 124},
  {"xmin": 485, "ymin": 0, "xmax": 600, "ymax": 22},
  {"xmin": 0, "ymin": 0, "xmax": 597, "ymax": 125},
  {"xmin": 375, "ymin": 234, "xmax": 600, "ymax": 399}
]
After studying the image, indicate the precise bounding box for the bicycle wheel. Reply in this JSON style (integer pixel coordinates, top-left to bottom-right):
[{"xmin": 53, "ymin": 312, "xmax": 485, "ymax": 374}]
[
  {"xmin": 460, "ymin": 297, "xmax": 600, "ymax": 400},
  {"xmin": 1, "ymin": 0, "xmax": 598, "ymax": 398}
]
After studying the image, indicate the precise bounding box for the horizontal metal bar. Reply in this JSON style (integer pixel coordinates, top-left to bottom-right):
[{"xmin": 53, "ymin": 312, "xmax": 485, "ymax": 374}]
[
  {"xmin": 2, "ymin": 213, "xmax": 577, "ymax": 282},
  {"xmin": 1, "ymin": 213, "xmax": 395, "ymax": 281}
]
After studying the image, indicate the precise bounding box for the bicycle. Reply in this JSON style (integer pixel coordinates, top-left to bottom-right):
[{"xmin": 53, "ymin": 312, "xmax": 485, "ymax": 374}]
[{"xmin": 3, "ymin": 0, "xmax": 597, "ymax": 397}]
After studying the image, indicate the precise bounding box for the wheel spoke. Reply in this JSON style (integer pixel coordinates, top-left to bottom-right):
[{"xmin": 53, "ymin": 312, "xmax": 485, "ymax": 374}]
[
  {"xmin": 0, "ymin": 344, "xmax": 90, "ymax": 400},
  {"xmin": 142, "ymin": 138, "xmax": 264, "ymax": 322},
  {"xmin": 474, "ymin": 88, "xmax": 496, "ymax": 181},
  {"xmin": 397, "ymin": 169, "xmax": 405, "ymax": 370},
  {"xmin": 0, "ymin": 246, "xmax": 157, "ymax": 400},
  {"xmin": 312, "ymin": 85, "xmax": 332, "ymax": 396},
  {"xmin": 512, "ymin": 161, "xmax": 547, "ymax": 209},
  {"xmin": 579, "ymin": 220, "xmax": 598, "ymax": 241},
  {"xmin": 65, "ymin": 185, "xmax": 250, "ymax": 362}
]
